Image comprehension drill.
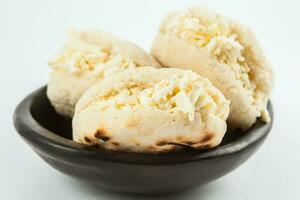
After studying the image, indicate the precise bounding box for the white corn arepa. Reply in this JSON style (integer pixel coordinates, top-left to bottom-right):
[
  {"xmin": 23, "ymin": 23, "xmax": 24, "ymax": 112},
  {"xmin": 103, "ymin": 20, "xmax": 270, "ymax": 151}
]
[
  {"xmin": 72, "ymin": 67, "xmax": 229, "ymax": 153},
  {"xmin": 151, "ymin": 7, "xmax": 273, "ymax": 130},
  {"xmin": 47, "ymin": 29, "xmax": 160, "ymax": 117}
]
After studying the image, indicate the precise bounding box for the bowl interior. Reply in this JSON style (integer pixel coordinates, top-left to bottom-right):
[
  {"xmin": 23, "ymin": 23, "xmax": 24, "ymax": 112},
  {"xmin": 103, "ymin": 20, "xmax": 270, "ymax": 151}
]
[{"xmin": 19, "ymin": 86, "xmax": 272, "ymax": 164}]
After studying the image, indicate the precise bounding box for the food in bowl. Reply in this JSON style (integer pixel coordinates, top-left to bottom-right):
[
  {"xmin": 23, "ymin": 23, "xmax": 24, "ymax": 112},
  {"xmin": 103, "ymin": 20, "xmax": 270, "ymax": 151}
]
[
  {"xmin": 47, "ymin": 29, "xmax": 160, "ymax": 117},
  {"xmin": 151, "ymin": 7, "xmax": 273, "ymax": 130},
  {"xmin": 72, "ymin": 67, "xmax": 229, "ymax": 153}
]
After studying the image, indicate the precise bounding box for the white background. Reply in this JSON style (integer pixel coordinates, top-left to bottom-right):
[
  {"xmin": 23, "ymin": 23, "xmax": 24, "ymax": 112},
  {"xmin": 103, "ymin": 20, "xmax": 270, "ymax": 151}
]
[{"xmin": 1, "ymin": 0, "xmax": 299, "ymax": 199}]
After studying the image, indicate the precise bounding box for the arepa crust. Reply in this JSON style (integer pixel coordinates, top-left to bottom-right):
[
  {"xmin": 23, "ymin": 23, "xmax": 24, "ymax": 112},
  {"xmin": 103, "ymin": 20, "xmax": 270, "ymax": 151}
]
[{"xmin": 72, "ymin": 67, "xmax": 229, "ymax": 153}]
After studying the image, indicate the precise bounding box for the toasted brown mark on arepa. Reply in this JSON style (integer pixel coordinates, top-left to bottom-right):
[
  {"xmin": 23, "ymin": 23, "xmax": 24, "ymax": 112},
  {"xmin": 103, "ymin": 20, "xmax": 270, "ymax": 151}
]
[{"xmin": 95, "ymin": 129, "xmax": 110, "ymax": 142}]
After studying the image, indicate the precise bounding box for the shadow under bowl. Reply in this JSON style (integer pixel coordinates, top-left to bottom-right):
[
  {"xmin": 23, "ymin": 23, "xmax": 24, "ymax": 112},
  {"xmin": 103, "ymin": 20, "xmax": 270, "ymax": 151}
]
[{"xmin": 13, "ymin": 86, "xmax": 273, "ymax": 194}]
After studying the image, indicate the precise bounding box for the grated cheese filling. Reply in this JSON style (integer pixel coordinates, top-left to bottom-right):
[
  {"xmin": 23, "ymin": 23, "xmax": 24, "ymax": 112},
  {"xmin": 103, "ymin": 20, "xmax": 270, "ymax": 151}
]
[
  {"xmin": 165, "ymin": 9, "xmax": 256, "ymax": 95},
  {"xmin": 48, "ymin": 40, "xmax": 137, "ymax": 78},
  {"xmin": 95, "ymin": 70, "xmax": 229, "ymax": 122}
]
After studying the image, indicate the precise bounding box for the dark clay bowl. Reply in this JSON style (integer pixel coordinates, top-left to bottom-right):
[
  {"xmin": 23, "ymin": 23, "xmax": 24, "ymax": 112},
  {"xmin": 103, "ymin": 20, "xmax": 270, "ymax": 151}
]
[{"xmin": 13, "ymin": 86, "xmax": 273, "ymax": 194}]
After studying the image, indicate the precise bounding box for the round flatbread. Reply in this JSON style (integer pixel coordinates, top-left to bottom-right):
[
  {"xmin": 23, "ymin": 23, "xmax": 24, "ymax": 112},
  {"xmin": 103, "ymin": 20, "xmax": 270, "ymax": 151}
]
[
  {"xmin": 72, "ymin": 67, "xmax": 229, "ymax": 153},
  {"xmin": 151, "ymin": 7, "xmax": 273, "ymax": 130},
  {"xmin": 47, "ymin": 29, "xmax": 160, "ymax": 117}
]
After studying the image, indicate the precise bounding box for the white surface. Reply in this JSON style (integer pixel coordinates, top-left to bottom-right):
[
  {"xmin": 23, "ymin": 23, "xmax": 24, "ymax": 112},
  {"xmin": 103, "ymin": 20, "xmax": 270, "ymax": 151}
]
[{"xmin": 1, "ymin": 0, "xmax": 299, "ymax": 199}]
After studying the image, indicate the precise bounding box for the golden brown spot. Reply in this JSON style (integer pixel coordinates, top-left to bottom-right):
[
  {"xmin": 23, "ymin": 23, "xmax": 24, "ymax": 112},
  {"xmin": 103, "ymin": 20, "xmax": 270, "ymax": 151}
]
[
  {"xmin": 174, "ymin": 136, "xmax": 196, "ymax": 145},
  {"xmin": 201, "ymin": 133, "xmax": 214, "ymax": 143},
  {"xmin": 84, "ymin": 137, "xmax": 91, "ymax": 143},
  {"xmin": 175, "ymin": 136, "xmax": 184, "ymax": 142},
  {"xmin": 111, "ymin": 141, "xmax": 119, "ymax": 146},
  {"xmin": 185, "ymin": 141, "xmax": 196, "ymax": 145},
  {"xmin": 156, "ymin": 141, "xmax": 169, "ymax": 146},
  {"xmin": 146, "ymin": 146, "xmax": 157, "ymax": 151},
  {"xmin": 95, "ymin": 129, "xmax": 110, "ymax": 142}
]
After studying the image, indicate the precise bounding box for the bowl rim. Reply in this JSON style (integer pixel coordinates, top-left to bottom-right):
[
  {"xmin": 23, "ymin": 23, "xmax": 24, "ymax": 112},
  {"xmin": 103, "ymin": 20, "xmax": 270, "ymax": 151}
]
[{"xmin": 13, "ymin": 86, "xmax": 273, "ymax": 165}]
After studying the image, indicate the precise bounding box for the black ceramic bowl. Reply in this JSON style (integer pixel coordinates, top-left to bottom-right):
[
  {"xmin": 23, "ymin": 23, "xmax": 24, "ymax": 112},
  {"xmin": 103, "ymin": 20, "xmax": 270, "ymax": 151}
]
[{"xmin": 14, "ymin": 86, "xmax": 273, "ymax": 194}]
